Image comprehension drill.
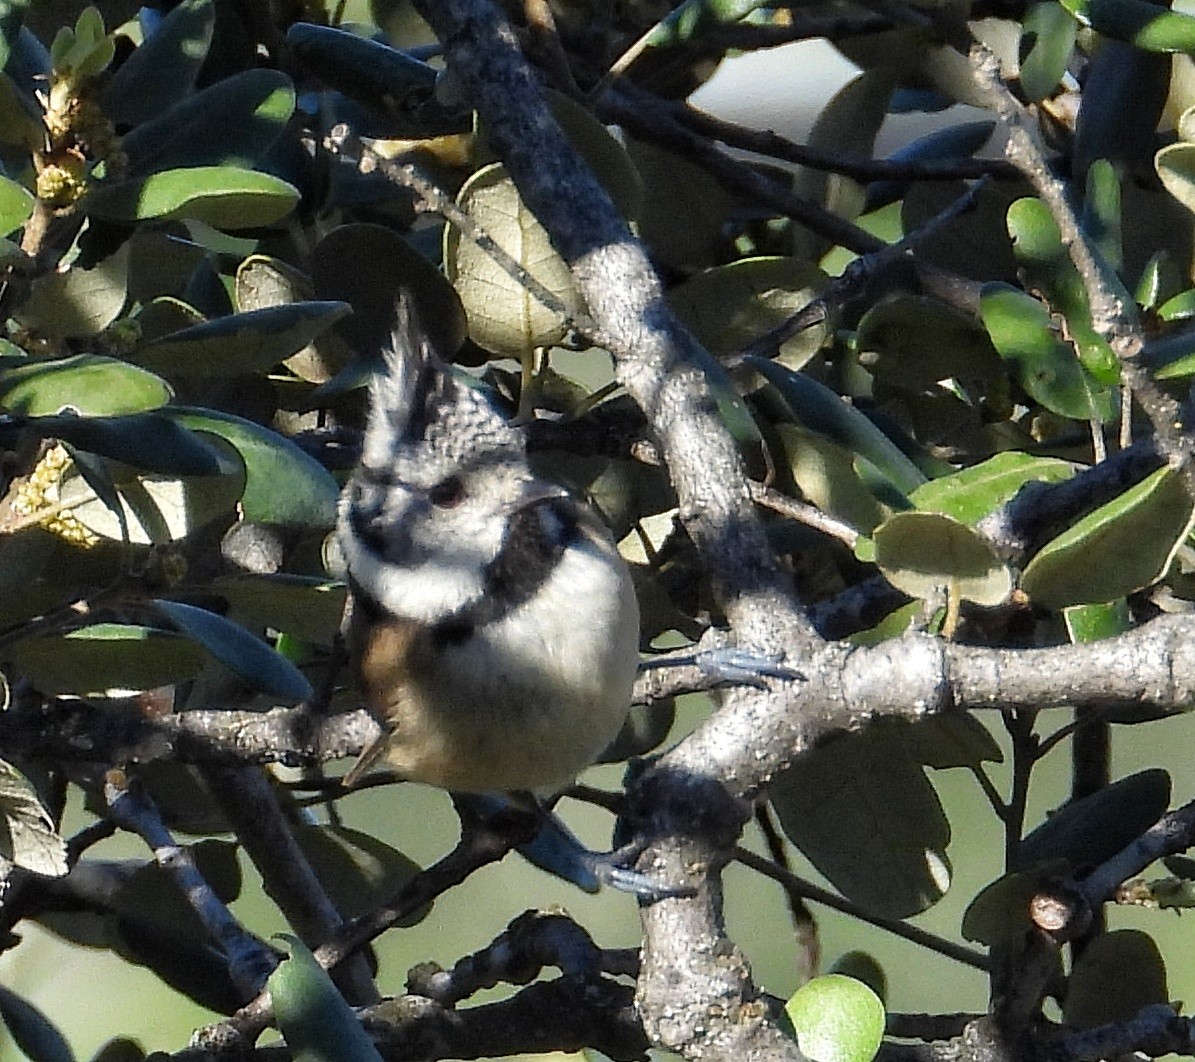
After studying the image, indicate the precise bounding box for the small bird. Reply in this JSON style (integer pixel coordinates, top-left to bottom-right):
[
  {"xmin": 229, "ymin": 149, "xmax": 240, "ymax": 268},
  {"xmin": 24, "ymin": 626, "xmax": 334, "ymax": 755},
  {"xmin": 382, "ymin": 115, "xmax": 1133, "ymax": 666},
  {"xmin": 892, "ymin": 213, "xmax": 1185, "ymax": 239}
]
[{"xmin": 337, "ymin": 300, "xmax": 640, "ymax": 796}]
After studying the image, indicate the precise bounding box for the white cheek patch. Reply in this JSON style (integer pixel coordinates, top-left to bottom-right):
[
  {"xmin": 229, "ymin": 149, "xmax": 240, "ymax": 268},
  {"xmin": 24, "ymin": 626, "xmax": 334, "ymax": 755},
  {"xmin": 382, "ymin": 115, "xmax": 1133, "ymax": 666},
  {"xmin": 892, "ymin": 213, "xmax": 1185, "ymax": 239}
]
[{"xmin": 342, "ymin": 537, "xmax": 482, "ymax": 622}]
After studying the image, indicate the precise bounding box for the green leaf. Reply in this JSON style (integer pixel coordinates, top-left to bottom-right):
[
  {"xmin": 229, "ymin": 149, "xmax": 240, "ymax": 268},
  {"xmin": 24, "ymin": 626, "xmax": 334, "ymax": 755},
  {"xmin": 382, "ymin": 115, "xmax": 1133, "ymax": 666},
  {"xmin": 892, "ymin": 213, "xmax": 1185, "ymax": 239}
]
[
  {"xmin": 747, "ymin": 356, "xmax": 925, "ymax": 495},
  {"xmin": 642, "ymin": 0, "xmax": 771, "ymax": 48},
  {"xmin": 1083, "ymin": 159, "xmax": 1123, "ymax": 272},
  {"xmin": 14, "ymin": 242, "xmax": 130, "ymax": 343},
  {"xmin": 212, "ymin": 574, "xmax": 347, "ymax": 646},
  {"xmin": 669, "ymin": 257, "xmax": 828, "ymax": 371},
  {"xmin": 1156, "ymin": 286, "xmax": 1195, "ymax": 321},
  {"xmin": 133, "ymin": 302, "xmax": 351, "ymax": 377},
  {"xmin": 855, "ymin": 293, "xmax": 1003, "ymax": 395},
  {"xmin": 909, "ymin": 452, "xmax": 1075, "ymax": 525},
  {"xmin": 784, "ymin": 975, "xmax": 885, "ymax": 1062},
  {"xmin": 1136, "ymin": 250, "xmax": 1183, "ymax": 311},
  {"xmin": 310, "ymin": 224, "xmax": 467, "ymax": 361},
  {"xmin": 1018, "ymin": 768, "xmax": 1170, "ymax": 869},
  {"xmin": 872, "ymin": 510, "xmax": 1012, "ymax": 606},
  {"xmin": 444, "ymin": 162, "xmax": 583, "ymax": 358},
  {"xmin": 0, "ymin": 173, "xmax": 31, "ymax": 236},
  {"xmin": 12, "ymin": 413, "xmax": 224, "ymax": 476},
  {"xmin": 771, "ymin": 730, "xmax": 951, "ymax": 919},
  {"xmin": 165, "ymin": 408, "xmax": 340, "ymax": 528},
  {"xmin": 1063, "ymin": 599, "xmax": 1132, "ymax": 643},
  {"xmin": 899, "ymin": 713, "xmax": 1004, "ymax": 770},
  {"xmin": 292, "ymin": 825, "xmax": 426, "ymax": 924},
  {"xmin": 85, "ymin": 167, "xmax": 300, "ymax": 230},
  {"xmin": 101, "ymin": 0, "xmax": 215, "ymax": 126},
  {"xmin": 0, "ymin": 759, "xmax": 67, "ymax": 877},
  {"xmin": 1064, "ymin": 0, "xmax": 1195, "ymax": 51},
  {"xmin": 1064, "ymin": 930, "xmax": 1167, "ymax": 1028},
  {"xmin": 980, "ymin": 282, "xmax": 1114, "ymax": 421},
  {"xmin": 0, "ymin": 985, "xmax": 74, "ymax": 1062},
  {"xmin": 4, "ymin": 623, "xmax": 206, "ymax": 694},
  {"xmin": 1156, "ymin": 142, "xmax": 1195, "ymax": 214},
  {"xmin": 122, "ymin": 69, "xmax": 296, "ymax": 177},
  {"xmin": 1006, "ymin": 198, "xmax": 1119, "ymax": 385},
  {"xmin": 0, "ymin": 355, "xmax": 172, "ymax": 415},
  {"xmin": 1020, "ymin": 467, "xmax": 1195, "ymax": 609},
  {"xmin": 269, "ymin": 935, "xmax": 385, "ymax": 1062},
  {"xmin": 154, "ymin": 600, "xmax": 313, "ymax": 703},
  {"xmin": 774, "ymin": 423, "xmax": 884, "ymax": 534},
  {"xmin": 1020, "ymin": 2, "xmax": 1078, "ymax": 102},
  {"xmin": 962, "ymin": 866, "xmax": 1069, "ymax": 945},
  {"xmin": 56, "ymin": 440, "xmax": 245, "ymax": 545}
]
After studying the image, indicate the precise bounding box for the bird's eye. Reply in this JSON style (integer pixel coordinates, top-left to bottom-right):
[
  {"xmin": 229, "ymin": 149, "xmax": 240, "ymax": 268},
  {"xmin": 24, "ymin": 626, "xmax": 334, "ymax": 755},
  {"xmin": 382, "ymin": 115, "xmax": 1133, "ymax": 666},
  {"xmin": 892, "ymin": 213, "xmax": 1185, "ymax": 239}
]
[{"xmin": 428, "ymin": 475, "xmax": 466, "ymax": 508}]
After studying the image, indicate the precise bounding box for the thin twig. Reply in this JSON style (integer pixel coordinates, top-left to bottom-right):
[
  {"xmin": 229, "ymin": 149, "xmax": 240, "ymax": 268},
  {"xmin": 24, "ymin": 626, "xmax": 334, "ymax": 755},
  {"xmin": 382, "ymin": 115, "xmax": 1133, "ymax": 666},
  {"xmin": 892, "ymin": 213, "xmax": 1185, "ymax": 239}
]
[
  {"xmin": 735, "ymin": 177, "xmax": 993, "ymax": 365},
  {"xmin": 322, "ymin": 126, "xmax": 617, "ymax": 352},
  {"xmin": 748, "ymin": 481, "xmax": 860, "ymax": 549},
  {"xmin": 672, "ymin": 102, "xmax": 1017, "ymax": 183},
  {"xmin": 104, "ymin": 771, "xmax": 278, "ymax": 1000},
  {"xmin": 732, "ymin": 845, "xmax": 990, "ymax": 971},
  {"xmin": 965, "ymin": 38, "xmax": 1195, "ymax": 498}
]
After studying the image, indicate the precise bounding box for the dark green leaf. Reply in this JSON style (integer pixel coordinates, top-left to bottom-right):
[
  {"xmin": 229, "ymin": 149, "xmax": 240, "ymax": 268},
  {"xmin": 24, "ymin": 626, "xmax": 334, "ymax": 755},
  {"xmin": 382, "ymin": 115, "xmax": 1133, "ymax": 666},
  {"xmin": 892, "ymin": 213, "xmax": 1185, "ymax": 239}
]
[
  {"xmin": 13, "ymin": 413, "xmax": 224, "ymax": 476},
  {"xmin": 669, "ymin": 257, "xmax": 827, "ymax": 370},
  {"xmin": 101, "ymin": 0, "xmax": 215, "ymax": 126},
  {"xmin": 962, "ymin": 866, "xmax": 1068, "ymax": 944},
  {"xmin": 134, "ymin": 302, "xmax": 351, "ymax": 377},
  {"xmin": 866, "ymin": 121, "xmax": 996, "ymax": 212},
  {"xmin": 4, "ymin": 623, "xmax": 206, "ymax": 694},
  {"xmin": 14, "ymin": 242, "xmax": 130, "ymax": 343},
  {"xmin": 165, "ymin": 408, "xmax": 340, "ymax": 528},
  {"xmin": 1018, "ymin": 768, "xmax": 1170, "ymax": 869},
  {"xmin": 1064, "ymin": 930, "xmax": 1167, "ymax": 1028},
  {"xmin": 212, "ymin": 573, "xmax": 347, "ymax": 646},
  {"xmin": 292, "ymin": 824, "xmax": 426, "ymax": 924},
  {"xmin": 311, "ymin": 223, "xmax": 467, "ymax": 362},
  {"xmin": 154, "ymin": 600, "xmax": 314, "ymax": 703},
  {"xmin": 122, "ymin": 69, "xmax": 295, "ymax": 177},
  {"xmin": 0, "ymin": 985, "xmax": 73, "ymax": 1062},
  {"xmin": 873, "ymin": 510, "xmax": 1012, "ymax": 605},
  {"xmin": 771, "ymin": 730, "xmax": 951, "ymax": 919},
  {"xmin": 747, "ymin": 355, "xmax": 924, "ymax": 494},
  {"xmin": 112, "ymin": 855, "xmax": 250, "ymax": 1014},
  {"xmin": 285, "ymin": 22, "xmax": 463, "ymax": 136},
  {"xmin": 855, "ymin": 293, "xmax": 1002, "ymax": 395},
  {"xmin": 269, "ymin": 935, "xmax": 384, "ymax": 1062},
  {"xmin": 899, "ymin": 714, "xmax": 1004, "ymax": 770},
  {"xmin": 1020, "ymin": 2, "xmax": 1077, "ymax": 101}
]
